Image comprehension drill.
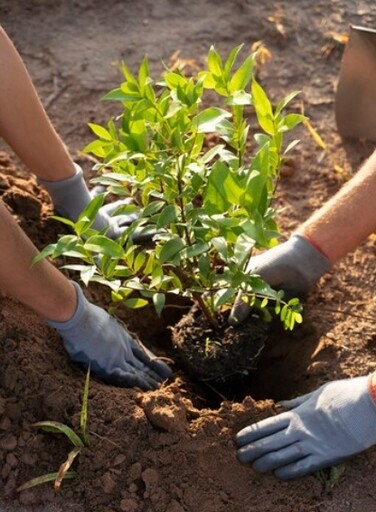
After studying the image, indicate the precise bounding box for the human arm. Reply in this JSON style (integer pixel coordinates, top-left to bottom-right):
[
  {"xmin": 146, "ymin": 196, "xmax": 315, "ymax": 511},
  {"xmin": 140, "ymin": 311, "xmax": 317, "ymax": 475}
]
[
  {"xmin": 0, "ymin": 200, "xmax": 171, "ymax": 390},
  {"xmin": 0, "ymin": 25, "xmax": 135, "ymax": 238}
]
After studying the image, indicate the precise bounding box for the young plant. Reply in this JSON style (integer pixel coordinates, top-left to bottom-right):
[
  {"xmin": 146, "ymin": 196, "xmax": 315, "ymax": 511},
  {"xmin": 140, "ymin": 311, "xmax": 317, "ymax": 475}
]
[
  {"xmin": 17, "ymin": 366, "xmax": 91, "ymax": 493},
  {"xmin": 36, "ymin": 44, "xmax": 303, "ymax": 330}
]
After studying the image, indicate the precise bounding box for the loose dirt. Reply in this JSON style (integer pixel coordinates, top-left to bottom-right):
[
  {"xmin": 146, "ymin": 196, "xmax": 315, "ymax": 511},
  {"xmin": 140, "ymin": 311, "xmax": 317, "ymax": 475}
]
[{"xmin": 0, "ymin": 1, "xmax": 376, "ymax": 511}]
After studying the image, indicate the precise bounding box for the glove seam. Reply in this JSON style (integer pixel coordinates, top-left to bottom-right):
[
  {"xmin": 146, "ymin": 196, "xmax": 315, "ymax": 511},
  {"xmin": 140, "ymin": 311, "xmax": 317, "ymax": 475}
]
[
  {"xmin": 36, "ymin": 163, "xmax": 82, "ymax": 187},
  {"xmin": 299, "ymin": 232, "xmax": 329, "ymax": 260},
  {"xmin": 46, "ymin": 281, "xmax": 85, "ymax": 331}
]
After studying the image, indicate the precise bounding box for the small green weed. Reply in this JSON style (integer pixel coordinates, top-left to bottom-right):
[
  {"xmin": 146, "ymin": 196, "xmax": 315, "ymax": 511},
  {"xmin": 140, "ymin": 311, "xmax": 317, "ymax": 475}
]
[{"xmin": 17, "ymin": 366, "xmax": 91, "ymax": 493}]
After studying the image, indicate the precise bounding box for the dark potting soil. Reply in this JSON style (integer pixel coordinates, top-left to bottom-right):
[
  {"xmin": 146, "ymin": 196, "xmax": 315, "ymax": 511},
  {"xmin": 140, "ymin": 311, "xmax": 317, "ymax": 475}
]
[{"xmin": 172, "ymin": 307, "xmax": 269, "ymax": 381}]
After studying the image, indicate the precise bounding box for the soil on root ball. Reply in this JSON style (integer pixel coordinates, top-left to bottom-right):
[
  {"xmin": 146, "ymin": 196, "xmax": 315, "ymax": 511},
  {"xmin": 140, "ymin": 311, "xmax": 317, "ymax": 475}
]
[{"xmin": 172, "ymin": 306, "xmax": 269, "ymax": 382}]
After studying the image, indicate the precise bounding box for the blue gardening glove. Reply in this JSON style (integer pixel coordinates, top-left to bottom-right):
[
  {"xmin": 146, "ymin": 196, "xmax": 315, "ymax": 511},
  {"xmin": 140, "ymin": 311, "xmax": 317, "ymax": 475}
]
[
  {"xmin": 46, "ymin": 281, "xmax": 172, "ymax": 391},
  {"xmin": 236, "ymin": 375, "xmax": 376, "ymax": 479},
  {"xmin": 229, "ymin": 233, "xmax": 331, "ymax": 325},
  {"xmin": 37, "ymin": 164, "xmax": 143, "ymax": 240}
]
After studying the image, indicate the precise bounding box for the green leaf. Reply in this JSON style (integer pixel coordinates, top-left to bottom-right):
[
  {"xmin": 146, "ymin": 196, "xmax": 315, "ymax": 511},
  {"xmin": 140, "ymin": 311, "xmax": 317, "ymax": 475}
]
[
  {"xmin": 134, "ymin": 251, "xmax": 146, "ymax": 272},
  {"xmin": 102, "ymin": 87, "xmax": 136, "ymax": 101},
  {"xmin": 17, "ymin": 471, "xmax": 77, "ymax": 492},
  {"xmin": 193, "ymin": 107, "xmax": 231, "ymax": 133},
  {"xmin": 157, "ymin": 205, "xmax": 177, "ymax": 228},
  {"xmin": 229, "ymin": 55, "xmax": 254, "ymax": 92},
  {"xmin": 144, "ymin": 252, "xmax": 156, "ymax": 276},
  {"xmin": 50, "ymin": 215, "xmax": 76, "ymax": 228},
  {"xmin": 234, "ymin": 233, "xmax": 255, "ymax": 266},
  {"xmin": 284, "ymin": 139, "xmax": 301, "ymax": 154},
  {"xmin": 198, "ymin": 252, "xmax": 210, "ymax": 278},
  {"xmin": 32, "ymin": 421, "xmax": 84, "ymax": 448},
  {"xmin": 88, "ymin": 275, "xmax": 122, "ymax": 291},
  {"xmin": 204, "ymin": 161, "xmax": 243, "ymax": 213},
  {"xmin": 211, "ymin": 237, "xmax": 228, "ymax": 261},
  {"xmin": 82, "ymin": 140, "xmax": 108, "ymax": 157},
  {"xmin": 128, "ymin": 119, "xmax": 148, "ymax": 152},
  {"xmin": 153, "ymin": 293, "xmax": 166, "ymax": 316},
  {"xmin": 275, "ymin": 90, "xmax": 301, "ymax": 117},
  {"xmin": 76, "ymin": 194, "xmax": 105, "ymax": 228},
  {"xmin": 121, "ymin": 61, "xmax": 138, "ymax": 84},
  {"xmin": 202, "ymin": 144, "xmax": 225, "ymax": 164},
  {"xmin": 252, "ymin": 80, "xmax": 274, "ymax": 135},
  {"xmin": 226, "ymin": 90, "xmax": 252, "ymax": 106},
  {"xmin": 184, "ymin": 241, "xmax": 210, "ymax": 259},
  {"xmin": 88, "ymin": 123, "xmax": 112, "ymax": 141},
  {"xmin": 164, "ymin": 71, "xmax": 188, "ymax": 90},
  {"xmin": 207, "ymin": 46, "xmax": 223, "ymax": 76},
  {"xmin": 138, "ymin": 56, "xmax": 150, "ymax": 89},
  {"xmin": 278, "ymin": 113, "xmax": 306, "ymax": 133},
  {"xmin": 80, "ymin": 265, "xmax": 97, "ymax": 286},
  {"xmin": 143, "ymin": 201, "xmax": 165, "ymax": 217},
  {"xmin": 80, "ymin": 366, "xmax": 91, "ymax": 446},
  {"xmin": 84, "ymin": 236, "xmax": 123, "ymax": 258},
  {"xmin": 124, "ymin": 298, "xmax": 149, "ymax": 309},
  {"xmin": 159, "ymin": 238, "xmax": 185, "ymax": 264},
  {"xmin": 254, "ymin": 133, "xmax": 271, "ymax": 147},
  {"xmin": 213, "ymin": 287, "xmax": 235, "ymax": 309},
  {"xmin": 32, "ymin": 243, "xmax": 57, "ymax": 264},
  {"xmin": 223, "ymin": 44, "xmax": 244, "ymax": 79}
]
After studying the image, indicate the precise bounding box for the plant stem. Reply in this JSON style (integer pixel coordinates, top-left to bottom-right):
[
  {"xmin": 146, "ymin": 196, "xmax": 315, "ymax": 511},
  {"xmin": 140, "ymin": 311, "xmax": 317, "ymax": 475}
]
[
  {"xmin": 171, "ymin": 265, "xmax": 219, "ymax": 329},
  {"xmin": 193, "ymin": 291, "xmax": 219, "ymax": 330},
  {"xmin": 176, "ymin": 156, "xmax": 193, "ymax": 246}
]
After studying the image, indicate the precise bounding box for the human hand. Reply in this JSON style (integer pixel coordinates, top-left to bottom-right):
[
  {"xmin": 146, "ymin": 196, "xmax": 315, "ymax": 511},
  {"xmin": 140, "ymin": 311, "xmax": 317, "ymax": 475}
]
[
  {"xmin": 236, "ymin": 375, "xmax": 376, "ymax": 479},
  {"xmin": 229, "ymin": 233, "xmax": 331, "ymax": 324},
  {"xmin": 47, "ymin": 281, "xmax": 172, "ymax": 391},
  {"xmin": 38, "ymin": 164, "xmax": 153, "ymax": 242}
]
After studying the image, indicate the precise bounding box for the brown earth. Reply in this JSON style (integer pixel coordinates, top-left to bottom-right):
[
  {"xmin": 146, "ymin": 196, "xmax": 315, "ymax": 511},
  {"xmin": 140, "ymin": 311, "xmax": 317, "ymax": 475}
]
[{"xmin": 0, "ymin": 1, "xmax": 376, "ymax": 511}]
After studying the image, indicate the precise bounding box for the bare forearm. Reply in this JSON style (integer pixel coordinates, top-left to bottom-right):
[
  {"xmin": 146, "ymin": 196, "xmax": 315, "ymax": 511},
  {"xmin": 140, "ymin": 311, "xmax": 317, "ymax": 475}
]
[
  {"xmin": 0, "ymin": 25, "xmax": 75, "ymax": 180},
  {"xmin": 299, "ymin": 150, "xmax": 376, "ymax": 263},
  {"xmin": 0, "ymin": 201, "xmax": 76, "ymax": 321}
]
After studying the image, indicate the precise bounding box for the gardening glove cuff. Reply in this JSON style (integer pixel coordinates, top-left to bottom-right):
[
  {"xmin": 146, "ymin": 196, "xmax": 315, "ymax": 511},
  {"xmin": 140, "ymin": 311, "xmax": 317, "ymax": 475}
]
[
  {"xmin": 37, "ymin": 164, "xmax": 137, "ymax": 239},
  {"xmin": 229, "ymin": 233, "xmax": 331, "ymax": 324},
  {"xmin": 236, "ymin": 374, "xmax": 376, "ymax": 479},
  {"xmin": 46, "ymin": 281, "xmax": 172, "ymax": 390}
]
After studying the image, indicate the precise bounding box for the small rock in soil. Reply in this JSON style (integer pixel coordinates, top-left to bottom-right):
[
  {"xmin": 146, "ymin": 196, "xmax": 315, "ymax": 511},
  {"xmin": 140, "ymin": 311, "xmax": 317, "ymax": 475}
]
[
  {"xmin": 113, "ymin": 453, "xmax": 127, "ymax": 466},
  {"xmin": 101, "ymin": 470, "xmax": 117, "ymax": 494},
  {"xmin": 142, "ymin": 467, "xmax": 159, "ymax": 498},
  {"xmin": 1, "ymin": 463, "xmax": 11, "ymax": 479},
  {"xmin": 4, "ymin": 402, "xmax": 22, "ymax": 420},
  {"xmin": 166, "ymin": 499, "xmax": 185, "ymax": 512},
  {"xmin": 0, "ymin": 434, "xmax": 17, "ymax": 451},
  {"xmin": 0, "ymin": 416, "xmax": 12, "ymax": 430},
  {"xmin": 127, "ymin": 462, "xmax": 142, "ymax": 482},
  {"xmin": 6, "ymin": 453, "xmax": 18, "ymax": 468},
  {"xmin": 120, "ymin": 497, "xmax": 140, "ymax": 512},
  {"xmin": 20, "ymin": 452, "xmax": 37, "ymax": 466}
]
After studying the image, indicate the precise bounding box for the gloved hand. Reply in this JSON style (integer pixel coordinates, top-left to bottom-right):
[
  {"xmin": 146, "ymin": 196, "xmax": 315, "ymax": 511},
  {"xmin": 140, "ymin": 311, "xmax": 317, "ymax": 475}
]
[
  {"xmin": 38, "ymin": 164, "xmax": 140, "ymax": 240},
  {"xmin": 229, "ymin": 233, "xmax": 331, "ymax": 324},
  {"xmin": 46, "ymin": 281, "xmax": 172, "ymax": 391},
  {"xmin": 236, "ymin": 374, "xmax": 376, "ymax": 479}
]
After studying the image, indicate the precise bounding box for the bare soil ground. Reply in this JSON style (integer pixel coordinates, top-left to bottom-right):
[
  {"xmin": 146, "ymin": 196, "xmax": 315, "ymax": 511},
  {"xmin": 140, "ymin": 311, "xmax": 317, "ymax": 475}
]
[{"xmin": 0, "ymin": 1, "xmax": 376, "ymax": 511}]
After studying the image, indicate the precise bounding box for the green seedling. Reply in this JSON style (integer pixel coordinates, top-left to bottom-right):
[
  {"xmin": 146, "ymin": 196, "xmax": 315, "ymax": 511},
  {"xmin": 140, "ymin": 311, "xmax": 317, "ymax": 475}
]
[
  {"xmin": 35, "ymin": 44, "xmax": 304, "ymax": 330},
  {"xmin": 17, "ymin": 366, "xmax": 91, "ymax": 493}
]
